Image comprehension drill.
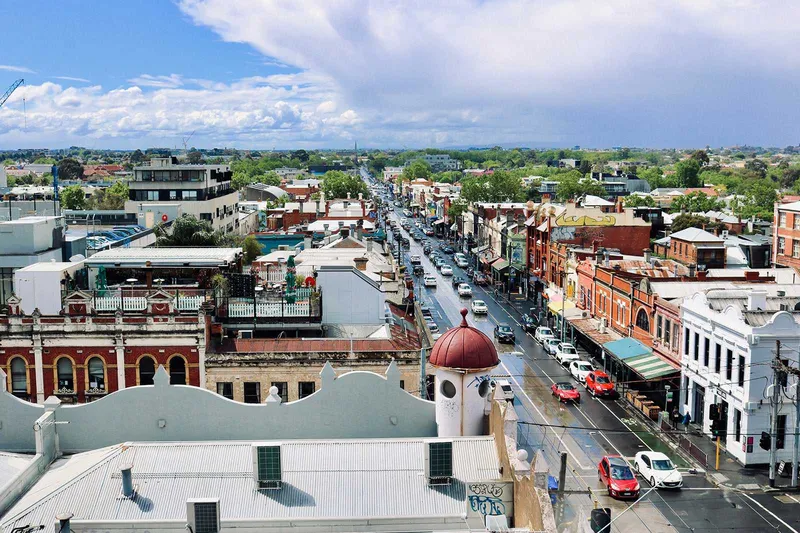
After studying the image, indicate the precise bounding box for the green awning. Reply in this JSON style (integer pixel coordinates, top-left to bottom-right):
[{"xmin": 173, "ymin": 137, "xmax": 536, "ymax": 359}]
[
  {"xmin": 603, "ymin": 337, "xmax": 678, "ymax": 380},
  {"xmin": 492, "ymin": 258, "xmax": 509, "ymax": 271}
]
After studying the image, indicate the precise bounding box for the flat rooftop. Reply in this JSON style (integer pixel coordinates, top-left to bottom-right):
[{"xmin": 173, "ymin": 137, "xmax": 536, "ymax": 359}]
[{"xmin": 84, "ymin": 247, "xmax": 241, "ymax": 267}]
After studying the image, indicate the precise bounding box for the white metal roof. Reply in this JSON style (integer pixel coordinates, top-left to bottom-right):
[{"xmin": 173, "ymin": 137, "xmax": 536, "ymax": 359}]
[
  {"xmin": 2, "ymin": 438, "xmax": 500, "ymax": 532},
  {"xmin": 84, "ymin": 247, "xmax": 241, "ymax": 267}
]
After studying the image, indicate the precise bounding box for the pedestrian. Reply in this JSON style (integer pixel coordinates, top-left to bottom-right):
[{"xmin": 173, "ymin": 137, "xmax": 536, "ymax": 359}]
[
  {"xmin": 671, "ymin": 406, "xmax": 680, "ymax": 430},
  {"xmin": 682, "ymin": 411, "xmax": 692, "ymax": 434}
]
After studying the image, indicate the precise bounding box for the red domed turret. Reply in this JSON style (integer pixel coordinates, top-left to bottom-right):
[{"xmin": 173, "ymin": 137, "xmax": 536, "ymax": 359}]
[{"xmin": 429, "ymin": 308, "xmax": 499, "ymax": 370}]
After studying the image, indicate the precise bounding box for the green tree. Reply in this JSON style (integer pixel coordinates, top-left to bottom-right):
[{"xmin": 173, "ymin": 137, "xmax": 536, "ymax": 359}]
[
  {"xmin": 154, "ymin": 214, "xmax": 221, "ymax": 247},
  {"xmin": 734, "ymin": 180, "xmax": 777, "ymax": 220},
  {"xmin": 321, "ymin": 170, "xmax": 369, "ymax": 198},
  {"xmin": 57, "ymin": 158, "xmax": 84, "ymax": 181},
  {"xmin": 447, "ymin": 199, "xmax": 469, "ymax": 219},
  {"xmin": 434, "ymin": 170, "xmax": 462, "ymax": 184},
  {"xmin": 460, "ymin": 170, "xmax": 524, "ymax": 203},
  {"xmin": 129, "ymin": 149, "xmax": 146, "ymax": 164},
  {"xmin": 89, "ymin": 181, "xmax": 129, "ymax": 210},
  {"xmin": 670, "ymin": 214, "xmax": 722, "ymax": 233},
  {"xmin": 744, "ymin": 158, "xmax": 767, "ymax": 178},
  {"xmin": 623, "ymin": 195, "xmax": 655, "ymax": 207},
  {"xmin": 242, "ymin": 234, "xmax": 264, "ymax": 263},
  {"xmin": 33, "ymin": 157, "xmax": 56, "ymax": 165},
  {"xmin": 60, "ymin": 184, "xmax": 88, "ymax": 210},
  {"xmin": 690, "ymin": 150, "xmax": 710, "ymax": 167},
  {"xmin": 401, "ymin": 160, "xmax": 432, "ymax": 182},
  {"xmin": 186, "ymin": 151, "xmax": 203, "ymax": 164},
  {"xmin": 675, "ymin": 159, "xmax": 701, "ymax": 187},
  {"xmin": 670, "ymin": 192, "xmax": 723, "ymax": 213},
  {"xmin": 290, "ymin": 150, "xmax": 309, "ymax": 162},
  {"xmin": 578, "ymin": 159, "xmax": 592, "ymax": 175},
  {"xmin": 555, "ymin": 170, "xmax": 605, "ymax": 201}
]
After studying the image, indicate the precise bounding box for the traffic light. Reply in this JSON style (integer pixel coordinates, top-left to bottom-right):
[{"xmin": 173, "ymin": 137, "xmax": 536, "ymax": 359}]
[
  {"xmin": 590, "ymin": 508, "xmax": 612, "ymax": 532},
  {"xmin": 709, "ymin": 404, "xmax": 719, "ymax": 421},
  {"xmin": 759, "ymin": 431, "xmax": 771, "ymax": 451}
]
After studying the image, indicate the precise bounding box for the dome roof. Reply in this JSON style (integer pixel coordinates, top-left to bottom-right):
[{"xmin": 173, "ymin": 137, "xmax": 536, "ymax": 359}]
[{"xmin": 428, "ymin": 308, "xmax": 499, "ymax": 370}]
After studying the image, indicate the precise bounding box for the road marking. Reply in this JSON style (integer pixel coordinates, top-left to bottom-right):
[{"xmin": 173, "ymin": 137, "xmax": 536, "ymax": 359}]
[
  {"xmin": 499, "ymin": 359, "xmax": 588, "ymax": 470},
  {"xmin": 740, "ymin": 493, "xmax": 800, "ymax": 533}
]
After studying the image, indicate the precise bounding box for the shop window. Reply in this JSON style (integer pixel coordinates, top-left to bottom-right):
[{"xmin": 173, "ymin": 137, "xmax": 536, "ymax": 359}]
[{"xmin": 139, "ymin": 356, "xmax": 156, "ymax": 385}]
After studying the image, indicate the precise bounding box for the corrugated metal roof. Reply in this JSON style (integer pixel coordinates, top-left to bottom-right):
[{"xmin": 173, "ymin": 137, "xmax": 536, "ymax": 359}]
[
  {"xmin": 85, "ymin": 247, "xmax": 241, "ymax": 266},
  {"xmin": 2, "ymin": 438, "xmax": 500, "ymax": 531},
  {"xmin": 0, "ymin": 452, "xmax": 33, "ymax": 495}
]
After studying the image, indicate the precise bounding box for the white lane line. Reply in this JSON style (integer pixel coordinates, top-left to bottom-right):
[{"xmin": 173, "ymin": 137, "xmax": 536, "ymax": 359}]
[
  {"xmin": 740, "ymin": 493, "xmax": 799, "ymax": 533},
  {"xmin": 499, "ymin": 359, "xmax": 589, "ymax": 470}
]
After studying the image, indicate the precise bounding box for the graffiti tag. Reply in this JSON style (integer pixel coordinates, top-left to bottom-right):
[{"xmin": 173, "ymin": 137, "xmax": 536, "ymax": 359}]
[
  {"xmin": 469, "ymin": 495, "xmax": 506, "ymax": 516},
  {"xmin": 468, "ymin": 483, "xmax": 505, "ymax": 498},
  {"xmin": 467, "ymin": 375, "xmax": 492, "ymax": 389}
]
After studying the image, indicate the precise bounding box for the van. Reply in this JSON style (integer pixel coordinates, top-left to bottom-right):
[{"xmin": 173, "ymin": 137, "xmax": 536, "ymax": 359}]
[{"xmin": 494, "ymin": 379, "xmax": 514, "ymax": 401}]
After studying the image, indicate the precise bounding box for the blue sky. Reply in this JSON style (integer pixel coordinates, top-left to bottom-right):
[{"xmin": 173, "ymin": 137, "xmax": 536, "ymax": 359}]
[{"xmin": 1, "ymin": 0, "xmax": 799, "ymax": 150}]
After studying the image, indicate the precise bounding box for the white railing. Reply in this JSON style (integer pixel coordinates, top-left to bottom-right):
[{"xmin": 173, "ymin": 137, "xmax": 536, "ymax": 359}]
[
  {"xmin": 176, "ymin": 295, "xmax": 203, "ymax": 311},
  {"xmin": 227, "ymin": 300, "xmax": 311, "ymax": 318},
  {"xmin": 94, "ymin": 295, "xmax": 147, "ymax": 312}
]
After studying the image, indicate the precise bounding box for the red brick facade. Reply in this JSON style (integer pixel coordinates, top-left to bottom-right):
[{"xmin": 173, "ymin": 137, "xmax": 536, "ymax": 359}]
[{"xmin": 773, "ymin": 203, "xmax": 800, "ymax": 269}]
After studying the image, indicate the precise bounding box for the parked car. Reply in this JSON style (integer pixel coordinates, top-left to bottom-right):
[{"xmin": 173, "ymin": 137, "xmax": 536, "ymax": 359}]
[
  {"xmin": 454, "ymin": 256, "xmax": 470, "ymax": 268},
  {"xmin": 440, "ymin": 265, "xmax": 453, "ymax": 276},
  {"xmin": 494, "ymin": 323, "xmax": 516, "ymax": 343},
  {"xmin": 457, "ymin": 283, "xmax": 473, "ymax": 297},
  {"xmin": 424, "ymin": 227, "xmax": 434, "ymax": 236},
  {"xmin": 598, "ymin": 456, "xmax": 640, "ymax": 499},
  {"xmin": 473, "ymin": 273, "xmax": 488, "ymax": 286},
  {"xmin": 569, "ymin": 360, "xmax": 594, "ymax": 383},
  {"xmin": 534, "ymin": 326, "xmax": 555, "ymax": 344},
  {"xmin": 441, "ymin": 245, "xmax": 455, "ymax": 254},
  {"xmin": 451, "ymin": 276, "xmax": 465, "ymax": 288},
  {"xmin": 555, "ymin": 343, "xmax": 580, "ymax": 365},
  {"xmin": 633, "ymin": 451, "xmax": 683, "ymax": 489},
  {"xmin": 551, "ymin": 382, "xmax": 580, "ymax": 403},
  {"xmin": 423, "ymin": 275, "xmax": 437, "ymax": 287},
  {"xmin": 471, "ymin": 300, "xmax": 488, "ymax": 314},
  {"xmin": 543, "ymin": 338, "xmax": 561, "ymax": 355},
  {"xmin": 410, "ymin": 255, "xmax": 421, "ymax": 265},
  {"xmin": 494, "ymin": 379, "xmax": 514, "ymax": 401},
  {"xmin": 521, "ymin": 314, "xmax": 539, "ymax": 332},
  {"xmin": 423, "ymin": 245, "xmax": 432, "ymax": 255},
  {"xmin": 585, "ymin": 371, "xmax": 615, "ymax": 397}
]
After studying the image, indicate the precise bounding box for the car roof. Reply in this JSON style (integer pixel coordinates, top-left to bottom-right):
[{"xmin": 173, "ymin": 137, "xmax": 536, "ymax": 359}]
[
  {"xmin": 473, "ymin": 299, "xmax": 485, "ymax": 304},
  {"xmin": 555, "ymin": 381, "xmax": 573, "ymax": 387},
  {"xmin": 559, "ymin": 342, "xmax": 575, "ymax": 347},
  {"xmin": 606, "ymin": 456, "xmax": 629, "ymax": 466},
  {"xmin": 637, "ymin": 451, "xmax": 669, "ymax": 460}
]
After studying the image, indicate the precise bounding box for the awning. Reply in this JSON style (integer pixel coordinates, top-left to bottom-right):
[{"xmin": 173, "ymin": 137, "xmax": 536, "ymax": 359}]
[
  {"xmin": 547, "ymin": 299, "xmax": 576, "ymax": 315},
  {"xmin": 471, "ymin": 244, "xmax": 490, "ymax": 254},
  {"xmin": 409, "ymin": 202, "xmax": 421, "ymax": 208},
  {"xmin": 481, "ymin": 255, "xmax": 499, "ymax": 265},
  {"xmin": 603, "ymin": 337, "xmax": 678, "ymax": 380},
  {"xmin": 492, "ymin": 258, "xmax": 509, "ymax": 271},
  {"xmin": 433, "ymin": 219, "xmax": 446, "ymax": 225}
]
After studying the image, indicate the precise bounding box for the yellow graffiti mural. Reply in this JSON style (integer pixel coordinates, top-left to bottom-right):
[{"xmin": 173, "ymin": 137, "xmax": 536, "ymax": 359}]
[{"xmin": 554, "ymin": 213, "xmax": 616, "ymax": 227}]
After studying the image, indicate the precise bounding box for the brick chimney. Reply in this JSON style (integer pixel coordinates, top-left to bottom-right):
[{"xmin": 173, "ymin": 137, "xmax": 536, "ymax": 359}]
[{"xmin": 354, "ymin": 257, "xmax": 368, "ymax": 271}]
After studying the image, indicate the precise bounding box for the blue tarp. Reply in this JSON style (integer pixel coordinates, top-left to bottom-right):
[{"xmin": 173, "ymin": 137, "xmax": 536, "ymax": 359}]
[{"xmin": 602, "ymin": 337, "xmax": 651, "ymax": 361}]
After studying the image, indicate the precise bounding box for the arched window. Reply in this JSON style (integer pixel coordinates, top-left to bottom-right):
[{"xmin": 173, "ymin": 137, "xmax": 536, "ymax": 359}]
[
  {"xmin": 169, "ymin": 356, "xmax": 186, "ymax": 385},
  {"xmin": 57, "ymin": 358, "xmax": 74, "ymax": 391},
  {"xmin": 635, "ymin": 308, "xmax": 650, "ymax": 332},
  {"xmin": 139, "ymin": 356, "xmax": 155, "ymax": 386},
  {"xmin": 87, "ymin": 357, "xmax": 105, "ymax": 391},
  {"xmin": 10, "ymin": 358, "xmax": 27, "ymax": 395}
]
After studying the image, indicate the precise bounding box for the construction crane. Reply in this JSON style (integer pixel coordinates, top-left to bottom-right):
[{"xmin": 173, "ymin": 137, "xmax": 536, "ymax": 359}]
[
  {"xmin": 182, "ymin": 130, "xmax": 196, "ymax": 152},
  {"xmin": 0, "ymin": 78, "xmax": 24, "ymax": 109}
]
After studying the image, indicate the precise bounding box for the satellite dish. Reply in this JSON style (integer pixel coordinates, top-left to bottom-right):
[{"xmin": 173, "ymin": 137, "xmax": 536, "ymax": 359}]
[{"xmin": 69, "ymin": 254, "xmax": 86, "ymax": 262}]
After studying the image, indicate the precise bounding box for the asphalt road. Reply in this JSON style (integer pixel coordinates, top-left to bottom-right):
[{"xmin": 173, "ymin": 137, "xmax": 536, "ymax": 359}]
[{"xmin": 374, "ymin": 188, "xmax": 800, "ymax": 533}]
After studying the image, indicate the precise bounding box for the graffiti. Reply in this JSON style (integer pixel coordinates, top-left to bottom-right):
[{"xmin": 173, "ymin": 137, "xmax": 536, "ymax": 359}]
[
  {"xmin": 469, "ymin": 483, "xmax": 505, "ymax": 498},
  {"xmin": 467, "ymin": 375, "xmax": 492, "ymax": 389},
  {"xmin": 554, "ymin": 213, "xmax": 616, "ymax": 227},
  {"xmin": 468, "ymin": 495, "xmax": 506, "ymax": 516},
  {"xmin": 551, "ymin": 226, "xmax": 576, "ymax": 242}
]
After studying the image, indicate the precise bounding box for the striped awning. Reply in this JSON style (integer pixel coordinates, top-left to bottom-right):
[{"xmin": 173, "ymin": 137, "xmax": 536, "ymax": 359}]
[{"xmin": 625, "ymin": 353, "xmax": 678, "ymax": 380}]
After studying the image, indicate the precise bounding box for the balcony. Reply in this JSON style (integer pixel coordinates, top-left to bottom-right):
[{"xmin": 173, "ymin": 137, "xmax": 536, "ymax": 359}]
[
  {"xmin": 78, "ymin": 287, "xmax": 209, "ymax": 312},
  {"xmin": 215, "ymin": 288, "xmax": 322, "ymax": 324}
]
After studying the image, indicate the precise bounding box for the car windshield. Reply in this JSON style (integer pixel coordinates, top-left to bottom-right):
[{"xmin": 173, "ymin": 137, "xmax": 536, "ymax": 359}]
[
  {"xmin": 558, "ymin": 383, "xmax": 574, "ymax": 390},
  {"xmin": 578, "ymin": 363, "xmax": 592, "ymax": 372},
  {"xmin": 540, "ymin": 328, "xmax": 552, "ymax": 336},
  {"xmin": 652, "ymin": 459, "xmax": 675, "ymax": 471},
  {"xmin": 596, "ymin": 376, "xmax": 611, "ymax": 384},
  {"xmin": 563, "ymin": 347, "xmax": 576, "ymax": 354},
  {"xmin": 610, "ymin": 466, "xmax": 634, "ymax": 480},
  {"xmin": 499, "ymin": 326, "xmax": 511, "ymax": 333}
]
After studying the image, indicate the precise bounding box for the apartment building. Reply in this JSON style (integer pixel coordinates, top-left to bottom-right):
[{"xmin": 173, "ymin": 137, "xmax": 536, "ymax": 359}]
[{"xmin": 773, "ymin": 200, "xmax": 800, "ymax": 268}]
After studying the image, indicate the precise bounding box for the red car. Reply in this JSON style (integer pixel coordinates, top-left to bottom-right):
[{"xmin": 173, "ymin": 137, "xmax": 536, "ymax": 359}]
[
  {"xmin": 598, "ymin": 456, "xmax": 640, "ymax": 499},
  {"xmin": 585, "ymin": 371, "xmax": 615, "ymax": 397},
  {"xmin": 551, "ymin": 382, "xmax": 580, "ymax": 403}
]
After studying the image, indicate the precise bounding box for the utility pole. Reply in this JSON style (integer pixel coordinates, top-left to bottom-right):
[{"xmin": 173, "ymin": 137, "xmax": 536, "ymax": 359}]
[
  {"xmin": 793, "ymin": 375, "xmax": 799, "ymax": 488},
  {"xmin": 769, "ymin": 340, "xmax": 781, "ymax": 488}
]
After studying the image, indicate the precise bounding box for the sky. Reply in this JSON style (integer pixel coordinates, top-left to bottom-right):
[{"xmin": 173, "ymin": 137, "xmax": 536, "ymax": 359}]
[{"xmin": 1, "ymin": 0, "xmax": 799, "ymax": 150}]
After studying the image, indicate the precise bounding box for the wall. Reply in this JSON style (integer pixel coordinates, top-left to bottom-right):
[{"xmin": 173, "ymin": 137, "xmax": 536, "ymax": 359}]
[
  {"xmin": 316, "ymin": 267, "xmax": 384, "ymax": 324},
  {"xmin": 0, "ymin": 361, "xmax": 437, "ymax": 453},
  {"xmin": 773, "ymin": 206, "xmax": 800, "ymax": 268}
]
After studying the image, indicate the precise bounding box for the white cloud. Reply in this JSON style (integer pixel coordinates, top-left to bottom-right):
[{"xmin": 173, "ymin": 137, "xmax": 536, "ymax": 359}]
[
  {"xmin": 127, "ymin": 74, "xmax": 185, "ymax": 89},
  {"xmin": 0, "ymin": 65, "xmax": 35, "ymax": 74},
  {"xmin": 53, "ymin": 76, "xmax": 91, "ymax": 83},
  {"xmin": 316, "ymin": 100, "xmax": 337, "ymax": 114}
]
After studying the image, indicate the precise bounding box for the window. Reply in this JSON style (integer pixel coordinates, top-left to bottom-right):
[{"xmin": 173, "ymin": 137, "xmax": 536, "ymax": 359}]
[
  {"xmin": 794, "ymin": 215, "xmax": 800, "ymax": 230},
  {"xmin": 726, "ymin": 349, "xmax": 733, "ymax": 381},
  {"xmin": 139, "ymin": 356, "xmax": 155, "ymax": 385},
  {"xmin": 794, "ymin": 240, "xmax": 800, "ymax": 259},
  {"xmin": 244, "ymin": 382, "xmax": 261, "ymax": 404},
  {"xmin": 780, "ymin": 212, "xmax": 787, "ymax": 227},
  {"xmin": 737, "ymin": 355, "xmax": 745, "ymax": 387},
  {"xmin": 216, "ymin": 382, "xmax": 233, "ymax": 399},
  {"xmin": 298, "ymin": 381, "xmax": 316, "ymax": 399},
  {"xmin": 10, "ymin": 358, "xmax": 27, "ymax": 395},
  {"xmin": 440, "ymin": 379, "xmax": 457, "ymax": 398},
  {"xmin": 256, "ymin": 445, "xmax": 282, "ymax": 488},
  {"xmin": 400, "ymin": 380, "xmax": 405, "ymax": 390},
  {"xmin": 703, "ymin": 337, "xmax": 710, "ymax": 367},
  {"xmin": 87, "ymin": 357, "xmax": 105, "ymax": 390},
  {"xmin": 776, "ymin": 414, "xmax": 787, "ymax": 449},
  {"xmin": 656, "ymin": 316, "xmax": 663, "ymax": 339},
  {"xmin": 694, "ymin": 332, "xmax": 700, "ymax": 361},
  {"xmin": 169, "ymin": 190, "xmax": 177, "ymax": 200},
  {"xmin": 714, "ymin": 343, "xmax": 721, "ymax": 374},
  {"xmin": 200, "ymin": 213, "xmax": 212, "ymax": 221},
  {"xmin": 684, "ymin": 328, "xmax": 690, "ymax": 356},
  {"xmin": 664, "ymin": 319, "xmax": 672, "ymax": 345},
  {"xmin": 182, "ymin": 190, "xmax": 198, "ymax": 200},
  {"xmin": 635, "ymin": 309, "xmax": 649, "ymax": 331},
  {"xmin": 271, "ymin": 381, "xmax": 288, "ymax": 403},
  {"xmin": 56, "ymin": 358, "xmax": 74, "ymax": 391},
  {"xmin": 778, "ymin": 237, "xmax": 786, "ymax": 254},
  {"xmin": 734, "ymin": 409, "xmax": 741, "ymax": 442},
  {"xmin": 169, "ymin": 356, "xmax": 186, "ymax": 385},
  {"xmin": 428, "ymin": 441, "xmax": 453, "ymax": 479}
]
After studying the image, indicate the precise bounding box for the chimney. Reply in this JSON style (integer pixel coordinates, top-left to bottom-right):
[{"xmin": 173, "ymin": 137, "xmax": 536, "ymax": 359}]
[
  {"xmin": 747, "ymin": 290, "xmax": 767, "ymax": 311},
  {"xmin": 603, "ymin": 249, "xmax": 610, "ymax": 267},
  {"xmin": 595, "ymin": 248, "xmax": 603, "ymax": 264},
  {"xmin": 341, "ymin": 227, "xmax": 350, "ymax": 239},
  {"xmin": 696, "ymin": 270, "xmax": 707, "ymax": 280},
  {"xmin": 304, "ymin": 236, "xmax": 312, "ymax": 250},
  {"xmin": 121, "ymin": 464, "xmax": 134, "ymax": 497},
  {"xmin": 358, "ymin": 192, "xmax": 363, "ymax": 201},
  {"xmin": 616, "ymin": 197, "xmax": 624, "ymax": 213},
  {"xmin": 354, "ymin": 257, "xmax": 368, "ymax": 271},
  {"xmin": 56, "ymin": 513, "xmax": 74, "ymax": 533},
  {"xmin": 366, "ymin": 237, "xmax": 373, "ymax": 252},
  {"xmin": 744, "ymin": 270, "xmax": 759, "ymax": 281},
  {"xmin": 347, "ymin": 192, "xmax": 351, "ymax": 200},
  {"xmin": 643, "ymin": 249, "xmax": 651, "ymax": 263},
  {"xmin": 323, "ymin": 223, "xmax": 330, "ymax": 237},
  {"xmin": 688, "ymin": 264, "xmax": 696, "ymax": 278},
  {"xmin": 356, "ymin": 225, "xmax": 363, "ymax": 241}
]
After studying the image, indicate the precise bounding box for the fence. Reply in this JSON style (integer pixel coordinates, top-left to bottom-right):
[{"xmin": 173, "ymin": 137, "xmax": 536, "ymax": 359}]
[
  {"xmin": 660, "ymin": 413, "xmax": 709, "ymax": 468},
  {"xmin": 75, "ymin": 288, "xmax": 209, "ymax": 313},
  {"xmin": 219, "ymin": 288, "xmax": 320, "ymax": 320}
]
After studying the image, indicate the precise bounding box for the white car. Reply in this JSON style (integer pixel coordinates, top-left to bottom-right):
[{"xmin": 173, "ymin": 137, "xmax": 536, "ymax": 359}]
[
  {"xmin": 555, "ymin": 343, "xmax": 580, "ymax": 365},
  {"xmin": 633, "ymin": 451, "xmax": 683, "ymax": 489},
  {"xmin": 494, "ymin": 379, "xmax": 514, "ymax": 401},
  {"xmin": 543, "ymin": 338, "xmax": 561, "ymax": 355},
  {"xmin": 471, "ymin": 300, "xmax": 488, "ymax": 314},
  {"xmin": 568, "ymin": 360, "xmax": 594, "ymax": 382},
  {"xmin": 440, "ymin": 265, "xmax": 453, "ymax": 276},
  {"xmin": 410, "ymin": 255, "xmax": 421, "ymax": 265},
  {"xmin": 423, "ymin": 275, "xmax": 437, "ymax": 287},
  {"xmin": 457, "ymin": 283, "xmax": 473, "ymax": 297},
  {"xmin": 455, "ymin": 257, "xmax": 470, "ymax": 268},
  {"xmin": 534, "ymin": 326, "xmax": 555, "ymax": 344}
]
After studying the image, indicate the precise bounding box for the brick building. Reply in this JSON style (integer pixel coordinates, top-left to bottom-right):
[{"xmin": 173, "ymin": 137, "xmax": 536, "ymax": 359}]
[
  {"xmin": 773, "ymin": 200, "xmax": 800, "ymax": 268},
  {"xmin": 663, "ymin": 227, "xmax": 726, "ymax": 268}
]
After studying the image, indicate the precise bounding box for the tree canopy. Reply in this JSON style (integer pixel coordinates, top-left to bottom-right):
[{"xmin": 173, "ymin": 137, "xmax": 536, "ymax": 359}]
[
  {"xmin": 623, "ymin": 195, "xmax": 655, "ymax": 207},
  {"xmin": 89, "ymin": 181, "xmax": 129, "ymax": 210},
  {"xmin": 401, "ymin": 160, "xmax": 432, "ymax": 182},
  {"xmin": 554, "ymin": 170, "xmax": 605, "ymax": 201},
  {"xmin": 60, "ymin": 185, "xmax": 88, "ymax": 210},
  {"xmin": 675, "ymin": 159, "xmax": 702, "ymax": 188},
  {"xmin": 57, "ymin": 158, "xmax": 84, "ymax": 181},
  {"xmin": 460, "ymin": 170, "xmax": 524, "ymax": 203},
  {"xmin": 321, "ymin": 170, "xmax": 368, "ymax": 199},
  {"xmin": 154, "ymin": 214, "xmax": 222, "ymax": 247},
  {"xmin": 671, "ymin": 214, "xmax": 723, "ymax": 233},
  {"xmin": 670, "ymin": 192, "xmax": 724, "ymax": 213}
]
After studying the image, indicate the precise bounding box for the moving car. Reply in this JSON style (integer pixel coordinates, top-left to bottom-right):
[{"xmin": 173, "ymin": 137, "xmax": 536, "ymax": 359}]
[
  {"xmin": 471, "ymin": 300, "xmax": 488, "ymax": 314},
  {"xmin": 569, "ymin": 360, "xmax": 594, "ymax": 383},
  {"xmin": 633, "ymin": 451, "xmax": 683, "ymax": 489},
  {"xmin": 598, "ymin": 456, "xmax": 640, "ymax": 499},
  {"xmin": 494, "ymin": 323, "xmax": 515, "ymax": 343},
  {"xmin": 555, "ymin": 343, "xmax": 580, "ymax": 365},
  {"xmin": 543, "ymin": 338, "xmax": 561, "ymax": 355},
  {"xmin": 585, "ymin": 371, "xmax": 615, "ymax": 397},
  {"xmin": 457, "ymin": 283, "xmax": 473, "ymax": 297},
  {"xmin": 455, "ymin": 256, "xmax": 470, "ymax": 268},
  {"xmin": 440, "ymin": 245, "xmax": 455, "ymax": 254},
  {"xmin": 451, "ymin": 276, "xmax": 466, "ymax": 288},
  {"xmin": 410, "ymin": 255, "xmax": 421, "ymax": 265},
  {"xmin": 413, "ymin": 265, "xmax": 425, "ymax": 276},
  {"xmin": 534, "ymin": 326, "xmax": 555, "ymax": 344},
  {"xmin": 551, "ymin": 382, "xmax": 580, "ymax": 403},
  {"xmin": 423, "ymin": 245, "xmax": 432, "ymax": 255},
  {"xmin": 440, "ymin": 265, "xmax": 453, "ymax": 276},
  {"xmin": 423, "ymin": 275, "xmax": 437, "ymax": 287},
  {"xmin": 494, "ymin": 379, "xmax": 514, "ymax": 401},
  {"xmin": 473, "ymin": 273, "xmax": 488, "ymax": 286},
  {"xmin": 521, "ymin": 314, "xmax": 539, "ymax": 332}
]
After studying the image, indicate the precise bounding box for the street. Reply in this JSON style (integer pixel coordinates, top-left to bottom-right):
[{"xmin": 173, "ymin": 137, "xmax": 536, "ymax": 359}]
[{"xmin": 373, "ymin": 180, "xmax": 800, "ymax": 533}]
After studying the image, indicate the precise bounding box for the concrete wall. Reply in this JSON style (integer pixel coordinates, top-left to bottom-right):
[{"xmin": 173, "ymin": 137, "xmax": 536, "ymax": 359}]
[
  {"xmin": 316, "ymin": 267, "xmax": 384, "ymax": 324},
  {"xmin": 0, "ymin": 361, "xmax": 436, "ymax": 453}
]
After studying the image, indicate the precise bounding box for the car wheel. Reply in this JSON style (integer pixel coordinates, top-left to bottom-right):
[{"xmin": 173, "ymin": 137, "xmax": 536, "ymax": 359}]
[
  {"xmin": 634, "ymin": 462, "xmax": 639, "ymax": 473},
  {"xmin": 650, "ymin": 477, "xmax": 657, "ymax": 487}
]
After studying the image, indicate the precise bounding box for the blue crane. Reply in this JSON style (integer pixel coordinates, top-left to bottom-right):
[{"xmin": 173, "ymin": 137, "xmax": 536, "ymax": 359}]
[{"xmin": 0, "ymin": 78, "xmax": 24, "ymax": 108}]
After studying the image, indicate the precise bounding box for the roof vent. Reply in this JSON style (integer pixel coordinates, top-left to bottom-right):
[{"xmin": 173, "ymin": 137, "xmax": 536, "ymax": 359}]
[
  {"xmin": 121, "ymin": 463, "xmax": 134, "ymax": 498},
  {"xmin": 424, "ymin": 440, "xmax": 453, "ymax": 486},
  {"xmin": 56, "ymin": 513, "xmax": 74, "ymax": 533},
  {"xmin": 187, "ymin": 498, "xmax": 220, "ymax": 533},
  {"xmin": 747, "ymin": 290, "xmax": 767, "ymax": 312},
  {"xmin": 252, "ymin": 443, "xmax": 282, "ymax": 490}
]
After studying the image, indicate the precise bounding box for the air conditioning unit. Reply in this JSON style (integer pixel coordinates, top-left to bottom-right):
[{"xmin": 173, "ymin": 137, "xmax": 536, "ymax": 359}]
[
  {"xmin": 424, "ymin": 440, "xmax": 453, "ymax": 486},
  {"xmin": 252, "ymin": 443, "xmax": 282, "ymax": 490},
  {"xmin": 240, "ymin": 330, "xmax": 254, "ymax": 339},
  {"xmin": 187, "ymin": 498, "xmax": 220, "ymax": 533}
]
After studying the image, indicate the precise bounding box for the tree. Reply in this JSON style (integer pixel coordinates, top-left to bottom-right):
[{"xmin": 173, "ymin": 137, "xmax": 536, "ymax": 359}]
[
  {"xmin": 578, "ymin": 159, "xmax": 592, "ymax": 175},
  {"xmin": 555, "ymin": 170, "xmax": 605, "ymax": 201},
  {"xmin": 129, "ymin": 149, "xmax": 146, "ymax": 164},
  {"xmin": 447, "ymin": 199, "xmax": 468, "ymax": 219},
  {"xmin": 89, "ymin": 181, "xmax": 129, "ymax": 210},
  {"xmin": 290, "ymin": 150, "xmax": 309, "ymax": 162},
  {"xmin": 460, "ymin": 170, "xmax": 524, "ymax": 203},
  {"xmin": 400, "ymin": 160, "xmax": 432, "ymax": 182},
  {"xmin": 690, "ymin": 150, "xmax": 710, "ymax": 167},
  {"xmin": 33, "ymin": 157, "xmax": 56, "ymax": 165},
  {"xmin": 154, "ymin": 214, "xmax": 221, "ymax": 247},
  {"xmin": 675, "ymin": 159, "xmax": 701, "ymax": 188},
  {"xmin": 744, "ymin": 158, "xmax": 767, "ymax": 178},
  {"xmin": 671, "ymin": 214, "xmax": 723, "ymax": 233},
  {"xmin": 670, "ymin": 192, "xmax": 723, "ymax": 213},
  {"xmin": 434, "ymin": 170, "xmax": 462, "ymax": 184},
  {"xmin": 734, "ymin": 180, "xmax": 777, "ymax": 220},
  {"xmin": 623, "ymin": 195, "xmax": 655, "ymax": 207},
  {"xmin": 321, "ymin": 170, "xmax": 368, "ymax": 198},
  {"xmin": 242, "ymin": 235, "xmax": 264, "ymax": 264},
  {"xmin": 57, "ymin": 158, "xmax": 84, "ymax": 181},
  {"xmin": 60, "ymin": 185, "xmax": 88, "ymax": 210},
  {"xmin": 186, "ymin": 151, "xmax": 203, "ymax": 164}
]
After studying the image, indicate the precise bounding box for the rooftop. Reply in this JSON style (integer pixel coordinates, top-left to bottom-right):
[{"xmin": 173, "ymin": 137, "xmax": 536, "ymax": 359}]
[
  {"xmin": 84, "ymin": 247, "xmax": 241, "ymax": 267},
  {"xmin": 669, "ymin": 227, "xmax": 724, "ymax": 243}
]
